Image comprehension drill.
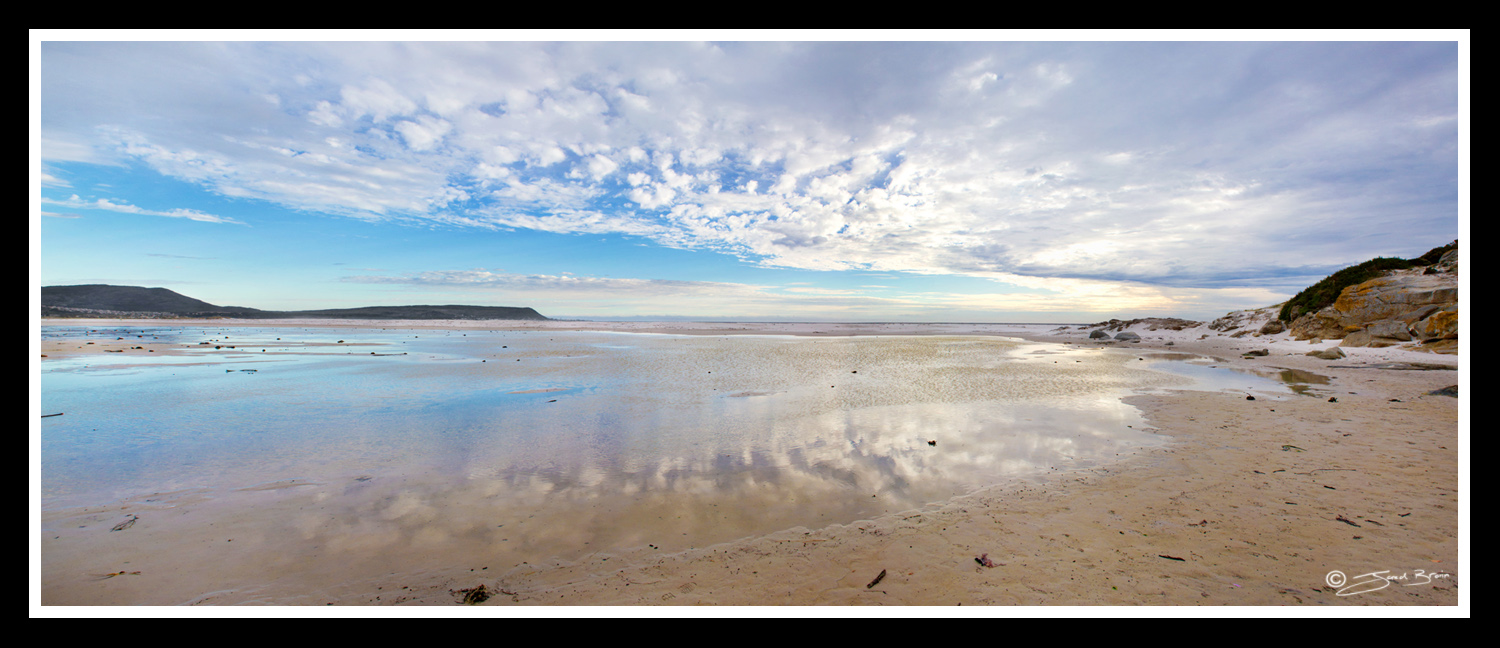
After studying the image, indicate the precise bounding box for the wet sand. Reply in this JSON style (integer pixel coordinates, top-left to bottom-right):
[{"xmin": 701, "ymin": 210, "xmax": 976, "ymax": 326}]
[{"xmin": 34, "ymin": 318, "xmax": 1465, "ymax": 613}]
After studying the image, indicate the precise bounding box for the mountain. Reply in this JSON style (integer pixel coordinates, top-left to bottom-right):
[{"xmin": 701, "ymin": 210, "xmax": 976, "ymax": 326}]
[{"xmin": 40, "ymin": 285, "xmax": 549, "ymax": 321}]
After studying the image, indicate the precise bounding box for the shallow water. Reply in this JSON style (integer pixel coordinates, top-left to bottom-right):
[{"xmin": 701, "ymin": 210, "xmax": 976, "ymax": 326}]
[
  {"xmin": 1132, "ymin": 351, "xmax": 1331, "ymax": 396},
  {"xmin": 38, "ymin": 326, "xmax": 1301, "ymax": 604}
]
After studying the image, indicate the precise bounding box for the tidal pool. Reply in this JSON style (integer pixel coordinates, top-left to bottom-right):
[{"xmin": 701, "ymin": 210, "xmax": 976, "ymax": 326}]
[{"xmin": 1130, "ymin": 351, "xmax": 1331, "ymax": 397}]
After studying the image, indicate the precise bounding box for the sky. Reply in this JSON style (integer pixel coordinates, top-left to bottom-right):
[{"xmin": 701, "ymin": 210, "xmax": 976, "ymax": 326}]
[{"xmin": 32, "ymin": 33, "xmax": 1467, "ymax": 322}]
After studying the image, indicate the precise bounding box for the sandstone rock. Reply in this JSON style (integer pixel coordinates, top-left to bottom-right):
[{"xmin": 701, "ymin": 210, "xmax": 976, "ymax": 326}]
[
  {"xmin": 1086, "ymin": 317, "xmax": 1201, "ymax": 332},
  {"xmin": 1412, "ymin": 307, "xmax": 1458, "ymax": 341},
  {"xmin": 1307, "ymin": 347, "xmax": 1346, "ymax": 360},
  {"xmin": 1339, "ymin": 329, "xmax": 1370, "ymax": 347},
  {"xmin": 1291, "ymin": 269, "xmax": 1457, "ymax": 342},
  {"xmin": 1416, "ymin": 338, "xmax": 1459, "ymax": 354},
  {"xmin": 1342, "ymin": 308, "xmax": 1457, "ymax": 349},
  {"xmin": 1208, "ymin": 306, "xmax": 1280, "ymax": 333},
  {"xmin": 1089, "ymin": 329, "xmax": 1110, "ymax": 339},
  {"xmin": 1289, "ymin": 312, "xmax": 1356, "ymax": 341},
  {"xmin": 1396, "ymin": 304, "xmax": 1441, "ymax": 326},
  {"xmin": 1437, "ymin": 247, "xmax": 1459, "ymax": 273},
  {"xmin": 1340, "ymin": 329, "xmax": 1403, "ymax": 348},
  {"xmin": 1365, "ymin": 319, "xmax": 1412, "ymax": 341},
  {"xmin": 1332, "ymin": 273, "xmax": 1457, "ymax": 324},
  {"xmin": 1258, "ymin": 320, "xmax": 1286, "ymax": 335},
  {"xmin": 1114, "ymin": 331, "xmax": 1141, "ymax": 341}
]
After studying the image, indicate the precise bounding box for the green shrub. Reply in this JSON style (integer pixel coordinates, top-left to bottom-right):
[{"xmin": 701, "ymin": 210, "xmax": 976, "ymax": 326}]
[
  {"xmin": 1278, "ymin": 257, "xmax": 1413, "ymax": 322},
  {"xmin": 1411, "ymin": 241, "xmax": 1458, "ymax": 266}
]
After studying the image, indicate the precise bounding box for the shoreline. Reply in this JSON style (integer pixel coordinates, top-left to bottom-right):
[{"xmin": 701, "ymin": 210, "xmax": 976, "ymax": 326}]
[
  {"xmin": 35, "ymin": 318, "xmax": 1465, "ymax": 610},
  {"xmin": 458, "ymin": 328, "xmax": 1464, "ymax": 607}
]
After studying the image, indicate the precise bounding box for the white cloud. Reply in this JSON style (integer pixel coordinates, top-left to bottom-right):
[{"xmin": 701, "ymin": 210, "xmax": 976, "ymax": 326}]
[
  {"xmin": 394, "ymin": 115, "xmax": 452, "ymax": 151},
  {"xmin": 308, "ymin": 101, "xmax": 343, "ymax": 127},
  {"xmin": 339, "ymin": 78, "xmax": 418, "ymax": 122},
  {"xmin": 43, "ymin": 194, "xmax": 244, "ymax": 225},
  {"xmin": 490, "ymin": 177, "xmax": 598, "ymax": 211},
  {"xmin": 40, "ymin": 41, "xmax": 1460, "ymax": 302},
  {"xmin": 40, "ymin": 132, "xmax": 105, "ymax": 164},
  {"xmin": 1033, "ymin": 62, "xmax": 1073, "ymax": 87},
  {"xmin": 627, "ymin": 184, "xmax": 675, "ymax": 210},
  {"xmin": 585, "ymin": 154, "xmax": 618, "ymax": 181}
]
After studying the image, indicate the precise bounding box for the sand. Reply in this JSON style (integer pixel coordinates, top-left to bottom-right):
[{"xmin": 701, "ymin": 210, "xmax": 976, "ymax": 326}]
[{"xmin": 33, "ymin": 318, "xmax": 1466, "ymax": 613}]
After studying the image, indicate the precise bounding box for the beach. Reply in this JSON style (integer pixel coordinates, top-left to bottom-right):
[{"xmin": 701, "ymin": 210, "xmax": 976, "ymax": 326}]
[{"xmin": 35, "ymin": 318, "xmax": 1463, "ymax": 609}]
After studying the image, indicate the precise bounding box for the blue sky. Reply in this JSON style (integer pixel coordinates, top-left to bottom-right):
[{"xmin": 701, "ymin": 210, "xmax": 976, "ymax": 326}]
[{"xmin": 32, "ymin": 34, "xmax": 1466, "ymax": 322}]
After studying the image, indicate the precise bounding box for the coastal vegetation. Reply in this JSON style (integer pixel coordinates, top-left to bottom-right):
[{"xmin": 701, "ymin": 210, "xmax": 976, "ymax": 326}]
[{"xmin": 1277, "ymin": 241, "xmax": 1457, "ymax": 323}]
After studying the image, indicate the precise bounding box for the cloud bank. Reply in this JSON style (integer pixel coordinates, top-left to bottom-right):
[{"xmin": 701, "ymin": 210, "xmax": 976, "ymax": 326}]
[{"xmin": 344, "ymin": 268, "xmax": 1286, "ymax": 321}]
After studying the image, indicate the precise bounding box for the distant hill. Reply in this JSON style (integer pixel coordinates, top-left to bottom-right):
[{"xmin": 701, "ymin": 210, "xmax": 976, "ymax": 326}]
[
  {"xmin": 41, "ymin": 285, "xmax": 262, "ymax": 318},
  {"xmin": 256, "ymin": 305, "xmax": 550, "ymax": 321},
  {"xmin": 41, "ymin": 284, "xmax": 549, "ymax": 321}
]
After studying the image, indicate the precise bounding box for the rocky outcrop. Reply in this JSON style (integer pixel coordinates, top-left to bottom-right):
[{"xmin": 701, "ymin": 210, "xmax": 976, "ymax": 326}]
[
  {"xmin": 1205, "ymin": 306, "xmax": 1282, "ymax": 337},
  {"xmin": 1306, "ymin": 347, "xmax": 1346, "ymax": 360},
  {"xmin": 1288, "ymin": 246, "xmax": 1458, "ymax": 354},
  {"xmin": 1086, "ymin": 317, "xmax": 1201, "ymax": 333},
  {"xmin": 1434, "ymin": 246, "xmax": 1459, "ymax": 273}
]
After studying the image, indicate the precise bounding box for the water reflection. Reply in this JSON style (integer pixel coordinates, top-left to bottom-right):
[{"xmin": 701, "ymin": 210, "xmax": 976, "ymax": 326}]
[
  {"xmin": 256, "ymin": 393, "xmax": 1161, "ymax": 573},
  {"xmin": 1133, "ymin": 351, "xmax": 1327, "ymax": 397},
  {"xmin": 42, "ymin": 328, "xmax": 1198, "ymax": 592}
]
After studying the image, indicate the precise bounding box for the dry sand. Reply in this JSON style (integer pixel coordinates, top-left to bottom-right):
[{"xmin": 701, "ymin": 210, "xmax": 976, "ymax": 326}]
[{"xmin": 33, "ymin": 318, "xmax": 1466, "ymax": 614}]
